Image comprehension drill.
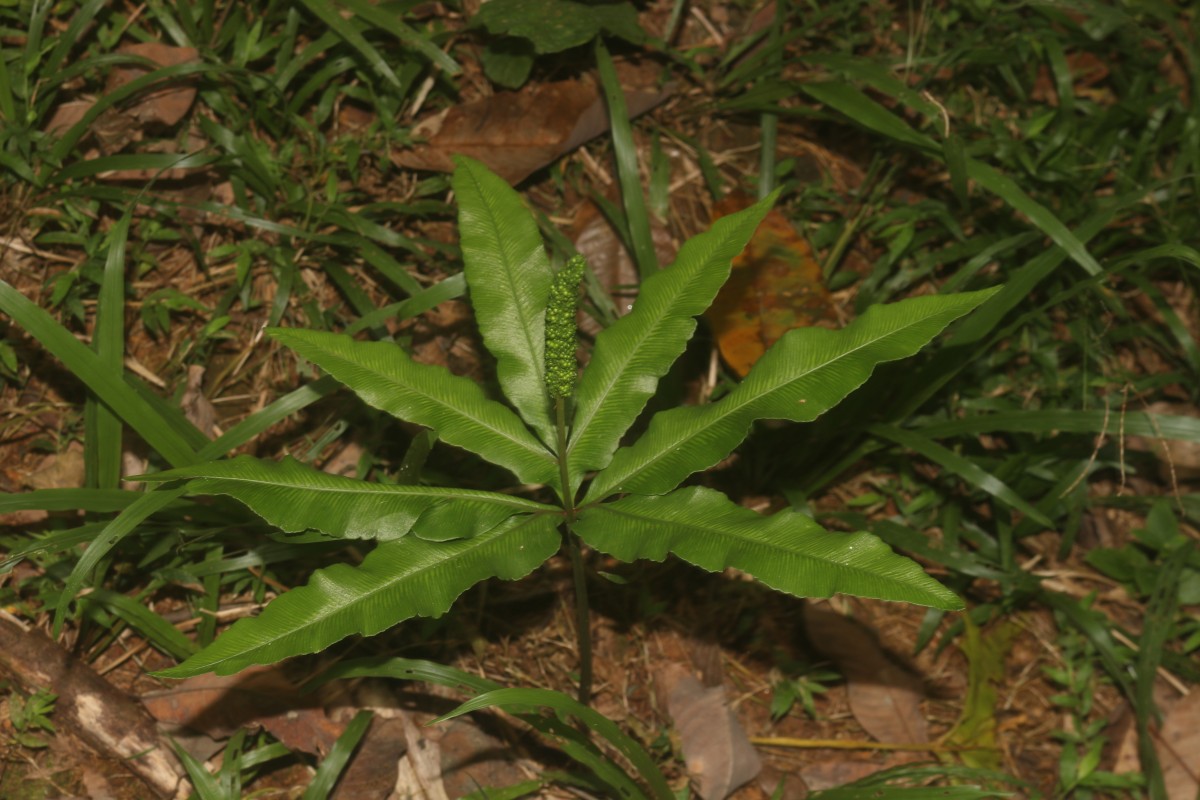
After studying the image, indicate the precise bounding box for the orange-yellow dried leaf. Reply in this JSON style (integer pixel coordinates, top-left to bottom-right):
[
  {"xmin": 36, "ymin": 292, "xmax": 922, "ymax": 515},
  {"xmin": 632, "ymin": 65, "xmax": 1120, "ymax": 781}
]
[{"xmin": 704, "ymin": 193, "xmax": 835, "ymax": 376}]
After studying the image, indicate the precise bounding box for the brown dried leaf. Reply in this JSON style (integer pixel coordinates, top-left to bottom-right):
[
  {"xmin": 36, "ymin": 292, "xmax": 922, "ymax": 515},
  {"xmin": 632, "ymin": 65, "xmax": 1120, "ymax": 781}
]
[
  {"xmin": 1126, "ymin": 401, "xmax": 1200, "ymax": 478},
  {"xmin": 141, "ymin": 665, "xmax": 342, "ymax": 756},
  {"xmin": 394, "ymin": 77, "xmax": 669, "ymax": 184},
  {"xmin": 180, "ymin": 364, "xmax": 217, "ymax": 439},
  {"xmin": 110, "ymin": 43, "xmax": 200, "ymax": 126},
  {"xmin": 660, "ymin": 663, "xmax": 761, "ymax": 800},
  {"xmin": 24, "ymin": 442, "xmax": 85, "ymax": 491},
  {"xmin": 331, "ymin": 716, "xmax": 408, "ymax": 800},
  {"xmin": 803, "ymin": 605, "xmax": 929, "ymax": 745},
  {"xmin": 1158, "ymin": 691, "xmax": 1200, "ymax": 799}
]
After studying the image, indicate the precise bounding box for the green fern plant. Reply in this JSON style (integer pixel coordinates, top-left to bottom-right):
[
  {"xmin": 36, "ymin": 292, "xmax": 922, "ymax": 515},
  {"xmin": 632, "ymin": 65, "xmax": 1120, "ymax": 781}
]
[{"xmin": 141, "ymin": 156, "xmax": 997, "ymax": 691}]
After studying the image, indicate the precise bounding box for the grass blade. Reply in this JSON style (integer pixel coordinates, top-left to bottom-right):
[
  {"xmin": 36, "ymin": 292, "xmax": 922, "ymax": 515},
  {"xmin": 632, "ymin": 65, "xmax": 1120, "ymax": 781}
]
[
  {"xmin": 868, "ymin": 424, "xmax": 1055, "ymax": 529},
  {"xmin": 595, "ymin": 39, "xmax": 658, "ymax": 277}
]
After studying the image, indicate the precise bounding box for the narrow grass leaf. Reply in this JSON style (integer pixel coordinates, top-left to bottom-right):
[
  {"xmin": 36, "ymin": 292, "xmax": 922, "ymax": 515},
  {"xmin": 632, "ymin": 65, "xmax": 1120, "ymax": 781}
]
[
  {"xmin": 567, "ymin": 193, "xmax": 776, "ymax": 488},
  {"xmin": 585, "ymin": 289, "xmax": 997, "ymax": 501},
  {"xmin": 451, "ymin": 156, "xmax": 556, "ymax": 446},
  {"xmin": 330, "ymin": 0, "xmax": 460, "ymax": 74},
  {"xmin": 346, "ymin": 273, "xmax": 466, "ymax": 336},
  {"xmin": 0, "ymin": 489, "xmax": 141, "ymax": 514},
  {"xmin": 297, "ymin": 0, "xmax": 402, "ymax": 87},
  {"xmin": 302, "ymin": 710, "xmax": 373, "ymax": 800},
  {"xmin": 0, "ymin": 280, "xmax": 197, "ymax": 468},
  {"xmin": 86, "ymin": 211, "xmax": 131, "ymax": 491},
  {"xmin": 916, "ymin": 409, "xmax": 1200, "ymax": 443},
  {"xmin": 54, "ymin": 486, "xmax": 188, "ymax": 635},
  {"xmin": 139, "ymin": 455, "xmax": 555, "ymax": 541},
  {"xmin": 434, "ymin": 687, "xmax": 674, "ymax": 800},
  {"xmin": 575, "ymin": 487, "xmax": 962, "ymax": 609},
  {"xmin": 304, "ymin": 658, "xmax": 647, "ymax": 799},
  {"xmin": 171, "ymin": 740, "xmax": 223, "ymax": 800},
  {"xmin": 83, "ymin": 588, "xmax": 197, "ymax": 661},
  {"xmin": 869, "ymin": 424, "xmax": 1055, "ymax": 529},
  {"xmin": 156, "ymin": 514, "xmax": 561, "ymax": 677},
  {"xmin": 270, "ymin": 328, "xmax": 558, "ymax": 487},
  {"xmin": 800, "ymin": 81, "xmax": 1103, "ymax": 276},
  {"xmin": 595, "ymin": 39, "xmax": 658, "ymax": 278}
]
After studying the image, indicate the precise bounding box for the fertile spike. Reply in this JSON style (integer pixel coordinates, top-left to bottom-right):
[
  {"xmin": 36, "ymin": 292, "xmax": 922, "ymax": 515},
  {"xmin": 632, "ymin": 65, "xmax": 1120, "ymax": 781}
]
[{"xmin": 544, "ymin": 255, "xmax": 586, "ymax": 399}]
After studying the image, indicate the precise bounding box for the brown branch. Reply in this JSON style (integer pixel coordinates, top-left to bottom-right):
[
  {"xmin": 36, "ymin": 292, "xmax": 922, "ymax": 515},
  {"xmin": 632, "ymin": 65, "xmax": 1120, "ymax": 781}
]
[{"xmin": 0, "ymin": 613, "xmax": 186, "ymax": 799}]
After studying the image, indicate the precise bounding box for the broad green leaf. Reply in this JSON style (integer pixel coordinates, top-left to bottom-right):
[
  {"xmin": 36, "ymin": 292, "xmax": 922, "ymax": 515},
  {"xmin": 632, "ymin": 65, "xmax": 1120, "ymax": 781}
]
[
  {"xmin": 139, "ymin": 456, "xmax": 556, "ymax": 541},
  {"xmin": 451, "ymin": 156, "xmax": 555, "ymax": 446},
  {"xmin": 471, "ymin": 0, "xmax": 645, "ymax": 53},
  {"xmin": 573, "ymin": 487, "xmax": 962, "ymax": 609},
  {"xmin": 585, "ymin": 289, "xmax": 998, "ymax": 501},
  {"xmin": 158, "ymin": 513, "xmax": 561, "ymax": 677},
  {"xmin": 567, "ymin": 193, "xmax": 777, "ymax": 489},
  {"xmin": 269, "ymin": 328, "xmax": 558, "ymax": 487}
]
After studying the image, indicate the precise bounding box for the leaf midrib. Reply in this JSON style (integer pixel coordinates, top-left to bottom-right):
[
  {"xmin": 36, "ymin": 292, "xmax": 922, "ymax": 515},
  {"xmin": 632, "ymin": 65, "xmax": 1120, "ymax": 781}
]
[{"xmin": 185, "ymin": 474, "xmax": 551, "ymax": 509}]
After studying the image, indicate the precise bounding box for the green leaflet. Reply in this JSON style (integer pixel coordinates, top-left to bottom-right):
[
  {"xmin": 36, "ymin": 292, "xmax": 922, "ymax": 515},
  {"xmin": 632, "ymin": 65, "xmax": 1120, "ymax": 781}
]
[
  {"xmin": 157, "ymin": 513, "xmax": 562, "ymax": 677},
  {"xmin": 269, "ymin": 328, "xmax": 558, "ymax": 488},
  {"xmin": 584, "ymin": 288, "xmax": 999, "ymax": 502},
  {"xmin": 139, "ymin": 456, "xmax": 556, "ymax": 541},
  {"xmin": 567, "ymin": 193, "xmax": 777, "ymax": 488},
  {"xmin": 574, "ymin": 487, "xmax": 962, "ymax": 610},
  {"xmin": 452, "ymin": 156, "xmax": 556, "ymax": 446}
]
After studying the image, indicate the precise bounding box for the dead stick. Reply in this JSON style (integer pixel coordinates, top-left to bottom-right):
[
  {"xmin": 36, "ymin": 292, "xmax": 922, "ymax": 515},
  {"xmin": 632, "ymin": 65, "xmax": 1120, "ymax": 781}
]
[{"xmin": 0, "ymin": 613, "xmax": 186, "ymax": 798}]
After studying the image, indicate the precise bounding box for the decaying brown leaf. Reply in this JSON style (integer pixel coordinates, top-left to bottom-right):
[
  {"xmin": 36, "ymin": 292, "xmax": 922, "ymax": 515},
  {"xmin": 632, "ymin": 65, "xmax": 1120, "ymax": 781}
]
[
  {"xmin": 394, "ymin": 76, "xmax": 670, "ymax": 184},
  {"xmin": 141, "ymin": 665, "xmax": 343, "ymax": 756},
  {"xmin": 109, "ymin": 43, "xmax": 201, "ymax": 127},
  {"xmin": 1158, "ymin": 689, "xmax": 1200, "ymax": 799},
  {"xmin": 659, "ymin": 663, "xmax": 761, "ymax": 800},
  {"xmin": 803, "ymin": 605, "xmax": 929, "ymax": 745}
]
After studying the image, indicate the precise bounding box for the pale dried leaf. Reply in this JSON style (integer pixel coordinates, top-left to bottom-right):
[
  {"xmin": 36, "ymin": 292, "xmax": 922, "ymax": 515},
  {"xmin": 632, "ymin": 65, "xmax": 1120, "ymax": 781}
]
[
  {"xmin": 180, "ymin": 365, "xmax": 216, "ymax": 438},
  {"xmin": 661, "ymin": 664, "xmax": 761, "ymax": 800},
  {"xmin": 803, "ymin": 605, "xmax": 929, "ymax": 744},
  {"xmin": 24, "ymin": 443, "xmax": 85, "ymax": 490},
  {"xmin": 1159, "ymin": 690, "xmax": 1200, "ymax": 800},
  {"xmin": 389, "ymin": 712, "xmax": 450, "ymax": 800}
]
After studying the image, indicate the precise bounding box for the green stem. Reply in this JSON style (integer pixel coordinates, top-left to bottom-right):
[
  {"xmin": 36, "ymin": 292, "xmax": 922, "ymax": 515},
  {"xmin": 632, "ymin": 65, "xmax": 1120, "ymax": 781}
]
[{"xmin": 556, "ymin": 396, "xmax": 593, "ymax": 705}]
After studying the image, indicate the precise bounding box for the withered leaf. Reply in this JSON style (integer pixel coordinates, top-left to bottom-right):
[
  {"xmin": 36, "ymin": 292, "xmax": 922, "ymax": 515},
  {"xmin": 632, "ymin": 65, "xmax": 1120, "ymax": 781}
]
[
  {"xmin": 660, "ymin": 663, "xmax": 761, "ymax": 800},
  {"xmin": 394, "ymin": 77, "xmax": 669, "ymax": 184},
  {"xmin": 803, "ymin": 605, "xmax": 929, "ymax": 745}
]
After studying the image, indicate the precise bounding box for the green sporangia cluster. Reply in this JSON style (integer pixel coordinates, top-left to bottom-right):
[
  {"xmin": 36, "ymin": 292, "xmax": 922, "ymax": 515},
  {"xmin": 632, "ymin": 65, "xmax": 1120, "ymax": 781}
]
[{"xmin": 543, "ymin": 254, "xmax": 587, "ymax": 399}]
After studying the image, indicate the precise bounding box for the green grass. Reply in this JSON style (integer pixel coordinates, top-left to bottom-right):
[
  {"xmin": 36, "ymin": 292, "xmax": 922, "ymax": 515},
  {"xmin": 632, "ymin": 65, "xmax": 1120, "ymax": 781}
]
[{"xmin": 1, "ymin": 0, "xmax": 1197, "ymax": 797}]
